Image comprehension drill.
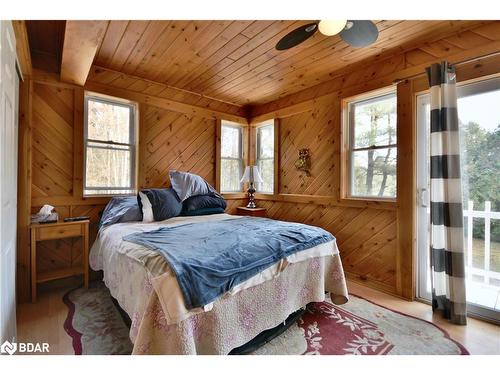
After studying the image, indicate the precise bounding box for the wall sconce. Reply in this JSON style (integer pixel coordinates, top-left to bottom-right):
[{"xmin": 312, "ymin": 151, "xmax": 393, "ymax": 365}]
[{"xmin": 294, "ymin": 148, "xmax": 311, "ymax": 176}]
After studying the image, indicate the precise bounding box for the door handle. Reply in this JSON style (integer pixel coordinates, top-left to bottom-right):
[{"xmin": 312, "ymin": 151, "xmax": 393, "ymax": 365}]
[{"xmin": 419, "ymin": 188, "xmax": 429, "ymax": 207}]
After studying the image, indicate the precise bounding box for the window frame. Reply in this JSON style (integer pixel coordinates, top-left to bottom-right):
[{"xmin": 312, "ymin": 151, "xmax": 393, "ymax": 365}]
[
  {"xmin": 219, "ymin": 120, "xmax": 245, "ymax": 193},
  {"xmin": 83, "ymin": 93, "xmax": 138, "ymax": 197},
  {"xmin": 342, "ymin": 87, "xmax": 398, "ymax": 201},
  {"xmin": 255, "ymin": 121, "xmax": 275, "ymax": 194}
]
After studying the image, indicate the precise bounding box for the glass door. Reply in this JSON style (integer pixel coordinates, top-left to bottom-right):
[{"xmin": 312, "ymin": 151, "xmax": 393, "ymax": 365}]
[{"xmin": 416, "ymin": 76, "xmax": 500, "ymax": 323}]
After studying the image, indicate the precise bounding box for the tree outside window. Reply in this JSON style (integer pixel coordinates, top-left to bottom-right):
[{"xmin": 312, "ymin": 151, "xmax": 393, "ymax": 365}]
[
  {"xmin": 220, "ymin": 122, "xmax": 243, "ymax": 192},
  {"xmin": 256, "ymin": 123, "xmax": 274, "ymax": 193},
  {"xmin": 347, "ymin": 92, "xmax": 397, "ymax": 199},
  {"xmin": 84, "ymin": 95, "xmax": 137, "ymax": 196}
]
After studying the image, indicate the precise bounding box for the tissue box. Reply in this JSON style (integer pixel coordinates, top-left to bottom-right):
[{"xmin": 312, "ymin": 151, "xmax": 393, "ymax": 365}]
[{"xmin": 31, "ymin": 212, "xmax": 59, "ymax": 224}]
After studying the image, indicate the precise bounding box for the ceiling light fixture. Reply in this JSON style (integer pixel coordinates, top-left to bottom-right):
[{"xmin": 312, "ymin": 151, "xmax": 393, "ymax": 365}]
[
  {"xmin": 275, "ymin": 20, "xmax": 379, "ymax": 51},
  {"xmin": 318, "ymin": 20, "xmax": 347, "ymax": 36}
]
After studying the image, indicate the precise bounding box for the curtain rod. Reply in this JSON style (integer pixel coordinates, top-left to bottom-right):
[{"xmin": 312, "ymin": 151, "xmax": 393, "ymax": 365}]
[{"xmin": 392, "ymin": 50, "xmax": 500, "ymax": 85}]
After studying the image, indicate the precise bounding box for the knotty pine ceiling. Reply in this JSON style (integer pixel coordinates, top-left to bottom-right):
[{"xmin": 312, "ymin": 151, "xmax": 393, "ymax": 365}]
[{"xmin": 28, "ymin": 20, "xmax": 489, "ymax": 108}]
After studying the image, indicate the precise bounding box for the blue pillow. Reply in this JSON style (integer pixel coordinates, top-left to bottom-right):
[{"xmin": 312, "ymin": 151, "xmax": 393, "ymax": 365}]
[
  {"xmin": 169, "ymin": 170, "xmax": 216, "ymax": 202},
  {"xmin": 182, "ymin": 192, "xmax": 227, "ymax": 212},
  {"xmin": 99, "ymin": 196, "xmax": 142, "ymax": 229},
  {"xmin": 180, "ymin": 207, "xmax": 225, "ymax": 216},
  {"xmin": 138, "ymin": 188, "xmax": 182, "ymax": 221}
]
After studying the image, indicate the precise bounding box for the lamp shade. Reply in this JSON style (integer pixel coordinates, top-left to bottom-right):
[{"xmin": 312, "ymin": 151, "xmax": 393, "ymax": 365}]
[
  {"xmin": 240, "ymin": 166, "xmax": 263, "ymax": 184},
  {"xmin": 318, "ymin": 20, "xmax": 347, "ymax": 36}
]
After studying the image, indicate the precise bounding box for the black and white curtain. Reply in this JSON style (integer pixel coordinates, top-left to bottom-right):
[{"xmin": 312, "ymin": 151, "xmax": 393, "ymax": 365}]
[{"xmin": 426, "ymin": 62, "xmax": 467, "ymax": 325}]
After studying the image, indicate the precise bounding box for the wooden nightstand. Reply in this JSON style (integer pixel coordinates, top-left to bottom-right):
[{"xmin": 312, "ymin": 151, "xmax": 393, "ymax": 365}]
[
  {"xmin": 30, "ymin": 220, "xmax": 89, "ymax": 303},
  {"xmin": 236, "ymin": 207, "xmax": 267, "ymax": 218}
]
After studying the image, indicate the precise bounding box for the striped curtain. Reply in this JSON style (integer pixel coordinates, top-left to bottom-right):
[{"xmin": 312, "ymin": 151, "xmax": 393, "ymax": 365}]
[{"xmin": 426, "ymin": 62, "xmax": 467, "ymax": 325}]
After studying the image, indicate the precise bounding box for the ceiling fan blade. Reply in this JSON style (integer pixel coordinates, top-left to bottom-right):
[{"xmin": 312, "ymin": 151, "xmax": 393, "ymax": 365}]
[
  {"xmin": 340, "ymin": 20, "xmax": 379, "ymax": 48},
  {"xmin": 275, "ymin": 23, "xmax": 318, "ymax": 51}
]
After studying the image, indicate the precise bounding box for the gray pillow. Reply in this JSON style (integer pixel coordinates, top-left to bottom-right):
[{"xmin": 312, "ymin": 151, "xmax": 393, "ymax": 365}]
[
  {"xmin": 169, "ymin": 170, "xmax": 216, "ymax": 202},
  {"xmin": 99, "ymin": 196, "xmax": 142, "ymax": 229}
]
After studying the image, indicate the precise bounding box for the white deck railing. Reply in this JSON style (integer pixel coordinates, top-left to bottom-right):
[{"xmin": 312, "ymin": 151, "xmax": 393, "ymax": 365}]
[{"xmin": 463, "ymin": 200, "xmax": 500, "ymax": 285}]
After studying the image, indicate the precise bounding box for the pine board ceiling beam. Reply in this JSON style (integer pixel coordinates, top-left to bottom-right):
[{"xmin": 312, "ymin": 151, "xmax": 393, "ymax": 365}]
[{"xmin": 60, "ymin": 21, "xmax": 108, "ymax": 86}]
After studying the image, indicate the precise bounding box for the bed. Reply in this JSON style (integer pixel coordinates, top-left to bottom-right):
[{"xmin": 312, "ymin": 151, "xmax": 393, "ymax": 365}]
[{"xmin": 89, "ymin": 213, "xmax": 349, "ymax": 354}]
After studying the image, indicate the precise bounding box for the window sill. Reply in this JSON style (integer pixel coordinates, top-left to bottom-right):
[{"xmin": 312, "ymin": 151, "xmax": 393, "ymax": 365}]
[
  {"xmin": 254, "ymin": 193, "xmax": 397, "ymax": 211},
  {"xmin": 341, "ymin": 195, "xmax": 396, "ymax": 202},
  {"xmin": 339, "ymin": 197, "xmax": 397, "ymax": 210}
]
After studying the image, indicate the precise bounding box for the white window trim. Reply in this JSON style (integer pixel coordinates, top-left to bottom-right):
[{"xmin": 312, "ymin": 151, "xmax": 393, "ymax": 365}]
[
  {"xmin": 255, "ymin": 121, "xmax": 275, "ymax": 194},
  {"xmin": 83, "ymin": 93, "xmax": 138, "ymax": 197},
  {"xmin": 220, "ymin": 121, "xmax": 244, "ymax": 193},
  {"xmin": 342, "ymin": 87, "xmax": 397, "ymax": 201}
]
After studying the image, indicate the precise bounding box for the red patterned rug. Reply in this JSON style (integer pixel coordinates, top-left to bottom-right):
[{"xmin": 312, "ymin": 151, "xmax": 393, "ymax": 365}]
[{"xmin": 63, "ymin": 284, "xmax": 468, "ymax": 355}]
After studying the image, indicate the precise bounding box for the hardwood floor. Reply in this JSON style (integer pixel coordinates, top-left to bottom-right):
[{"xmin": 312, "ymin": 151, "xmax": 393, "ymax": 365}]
[
  {"xmin": 16, "ymin": 277, "xmax": 500, "ymax": 355},
  {"xmin": 16, "ymin": 278, "xmax": 78, "ymax": 355}
]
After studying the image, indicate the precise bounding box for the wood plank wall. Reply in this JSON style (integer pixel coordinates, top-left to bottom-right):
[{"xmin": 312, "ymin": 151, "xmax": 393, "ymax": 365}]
[
  {"xmin": 140, "ymin": 104, "xmax": 217, "ymax": 188},
  {"xmin": 30, "ymin": 82, "xmax": 91, "ymax": 276},
  {"xmin": 17, "ymin": 79, "xmax": 105, "ymax": 301},
  {"xmin": 279, "ymin": 105, "xmax": 336, "ymax": 196}
]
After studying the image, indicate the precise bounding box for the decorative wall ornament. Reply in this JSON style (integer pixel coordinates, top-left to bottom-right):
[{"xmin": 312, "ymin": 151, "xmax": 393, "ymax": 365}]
[{"xmin": 295, "ymin": 148, "xmax": 311, "ymax": 176}]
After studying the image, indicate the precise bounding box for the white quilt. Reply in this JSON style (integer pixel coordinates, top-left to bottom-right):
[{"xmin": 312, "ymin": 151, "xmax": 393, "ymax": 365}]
[{"xmin": 90, "ymin": 213, "xmax": 349, "ymax": 354}]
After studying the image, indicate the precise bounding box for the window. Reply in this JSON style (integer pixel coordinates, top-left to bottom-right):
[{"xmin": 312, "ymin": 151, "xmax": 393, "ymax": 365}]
[
  {"xmin": 84, "ymin": 94, "xmax": 137, "ymax": 196},
  {"xmin": 220, "ymin": 121, "xmax": 243, "ymax": 192},
  {"xmin": 345, "ymin": 90, "xmax": 397, "ymax": 199},
  {"xmin": 256, "ymin": 122, "xmax": 274, "ymax": 193}
]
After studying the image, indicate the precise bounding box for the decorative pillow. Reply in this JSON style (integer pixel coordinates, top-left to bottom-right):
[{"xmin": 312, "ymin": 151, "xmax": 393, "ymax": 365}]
[
  {"xmin": 138, "ymin": 188, "xmax": 182, "ymax": 222},
  {"xmin": 180, "ymin": 207, "xmax": 225, "ymax": 217},
  {"xmin": 138, "ymin": 191, "xmax": 155, "ymax": 223},
  {"xmin": 169, "ymin": 170, "xmax": 216, "ymax": 202},
  {"xmin": 99, "ymin": 196, "xmax": 143, "ymax": 229},
  {"xmin": 182, "ymin": 192, "xmax": 227, "ymax": 213}
]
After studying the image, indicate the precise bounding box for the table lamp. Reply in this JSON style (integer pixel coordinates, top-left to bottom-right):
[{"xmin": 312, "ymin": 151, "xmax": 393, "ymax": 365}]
[{"xmin": 240, "ymin": 165, "xmax": 263, "ymax": 208}]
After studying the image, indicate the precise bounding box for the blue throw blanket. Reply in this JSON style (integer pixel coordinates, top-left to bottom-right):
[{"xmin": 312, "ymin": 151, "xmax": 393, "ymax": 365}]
[{"xmin": 123, "ymin": 217, "xmax": 335, "ymax": 309}]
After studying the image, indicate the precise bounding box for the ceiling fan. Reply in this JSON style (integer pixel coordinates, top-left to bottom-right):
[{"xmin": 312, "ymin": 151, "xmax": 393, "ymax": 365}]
[{"xmin": 275, "ymin": 20, "xmax": 379, "ymax": 51}]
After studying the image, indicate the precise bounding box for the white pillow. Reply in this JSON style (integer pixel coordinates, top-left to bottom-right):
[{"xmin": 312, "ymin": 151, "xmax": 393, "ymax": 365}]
[{"xmin": 138, "ymin": 191, "xmax": 154, "ymax": 223}]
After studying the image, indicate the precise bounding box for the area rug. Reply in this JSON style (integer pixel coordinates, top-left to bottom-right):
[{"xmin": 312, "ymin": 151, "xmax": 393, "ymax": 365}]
[{"xmin": 63, "ymin": 283, "xmax": 468, "ymax": 355}]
